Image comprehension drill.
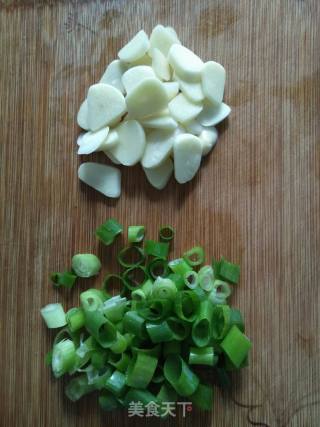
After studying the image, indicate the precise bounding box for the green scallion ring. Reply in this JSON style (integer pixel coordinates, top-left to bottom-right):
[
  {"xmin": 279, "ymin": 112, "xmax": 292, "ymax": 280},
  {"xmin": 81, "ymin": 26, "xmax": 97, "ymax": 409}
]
[
  {"xmin": 147, "ymin": 257, "xmax": 170, "ymax": 279},
  {"xmin": 159, "ymin": 225, "xmax": 175, "ymax": 241},
  {"xmin": 122, "ymin": 266, "xmax": 149, "ymax": 290},
  {"xmin": 117, "ymin": 245, "xmax": 145, "ymax": 268},
  {"xmin": 183, "ymin": 246, "xmax": 205, "ymax": 267},
  {"xmin": 163, "ymin": 354, "xmax": 199, "ymax": 396}
]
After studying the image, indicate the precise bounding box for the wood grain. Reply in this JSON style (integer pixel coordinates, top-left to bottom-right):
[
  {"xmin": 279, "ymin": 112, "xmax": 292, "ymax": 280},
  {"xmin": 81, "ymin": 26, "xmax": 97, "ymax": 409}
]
[{"xmin": 0, "ymin": 1, "xmax": 319, "ymax": 426}]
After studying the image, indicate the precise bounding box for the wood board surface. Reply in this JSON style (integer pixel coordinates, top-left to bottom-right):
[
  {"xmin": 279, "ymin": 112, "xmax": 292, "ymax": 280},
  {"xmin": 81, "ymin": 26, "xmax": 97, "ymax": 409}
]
[{"xmin": 0, "ymin": 0, "xmax": 319, "ymax": 426}]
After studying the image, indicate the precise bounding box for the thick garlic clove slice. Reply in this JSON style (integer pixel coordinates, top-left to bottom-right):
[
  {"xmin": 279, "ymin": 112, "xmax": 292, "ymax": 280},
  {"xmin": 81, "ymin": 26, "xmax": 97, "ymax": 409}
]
[
  {"xmin": 141, "ymin": 129, "xmax": 175, "ymax": 168},
  {"xmin": 87, "ymin": 83, "xmax": 126, "ymax": 131},
  {"xmin": 126, "ymin": 78, "xmax": 168, "ymax": 119},
  {"xmin": 168, "ymin": 44, "xmax": 204, "ymax": 82},
  {"xmin": 168, "ymin": 93, "xmax": 203, "ymax": 124},
  {"xmin": 99, "ymin": 59, "xmax": 128, "ymax": 94},
  {"xmin": 173, "ymin": 133, "xmax": 202, "ymax": 183},
  {"xmin": 150, "ymin": 25, "xmax": 181, "ymax": 57},
  {"xmin": 118, "ymin": 30, "xmax": 150, "ymax": 63},
  {"xmin": 122, "ymin": 66, "xmax": 156, "ymax": 94},
  {"xmin": 77, "ymin": 127, "xmax": 110, "ymax": 155},
  {"xmin": 77, "ymin": 100, "xmax": 89, "ymax": 130},
  {"xmin": 108, "ymin": 120, "xmax": 146, "ymax": 166},
  {"xmin": 144, "ymin": 157, "xmax": 173, "ymax": 190},
  {"xmin": 197, "ymin": 101, "xmax": 231, "ymax": 127},
  {"xmin": 78, "ymin": 162, "xmax": 121, "ymax": 198},
  {"xmin": 199, "ymin": 127, "xmax": 218, "ymax": 155},
  {"xmin": 201, "ymin": 61, "xmax": 226, "ymax": 105}
]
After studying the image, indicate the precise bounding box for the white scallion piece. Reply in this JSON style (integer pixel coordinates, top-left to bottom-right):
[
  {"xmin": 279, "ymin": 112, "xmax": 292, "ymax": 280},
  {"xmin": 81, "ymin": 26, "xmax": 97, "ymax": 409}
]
[{"xmin": 40, "ymin": 303, "xmax": 67, "ymax": 329}]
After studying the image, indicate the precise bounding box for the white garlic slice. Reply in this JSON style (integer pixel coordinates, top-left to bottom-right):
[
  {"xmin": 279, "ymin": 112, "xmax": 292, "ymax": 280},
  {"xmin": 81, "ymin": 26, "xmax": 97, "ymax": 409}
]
[
  {"xmin": 201, "ymin": 61, "xmax": 226, "ymax": 105},
  {"xmin": 78, "ymin": 162, "xmax": 121, "ymax": 198},
  {"xmin": 197, "ymin": 101, "xmax": 231, "ymax": 127},
  {"xmin": 173, "ymin": 133, "xmax": 202, "ymax": 183},
  {"xmin": 118, "ymin": 30, "xmax": 150, "ymax": 63},
  {"xmin": 168, "ymin": 93, "xmax": 203, "ymax": 123},
  {"xmin": 144, "ymin": 157, "xmax": 173, "ymax": 190}
]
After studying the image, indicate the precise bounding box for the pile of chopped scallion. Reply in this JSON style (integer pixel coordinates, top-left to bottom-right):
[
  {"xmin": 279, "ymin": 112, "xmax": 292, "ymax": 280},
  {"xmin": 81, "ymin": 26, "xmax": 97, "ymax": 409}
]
[{"xmin": 41, "ymin": 219, "xmax": 251, "ymax": 414}]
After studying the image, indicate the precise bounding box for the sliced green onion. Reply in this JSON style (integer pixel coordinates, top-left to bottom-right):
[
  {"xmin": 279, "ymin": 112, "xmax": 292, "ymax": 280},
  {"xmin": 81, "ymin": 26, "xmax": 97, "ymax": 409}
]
[
  {"xmin": 40, "ymin": 303, "xmax": 67, "ymax": 329},
  {"xmin": 131, "ymin": 344, "xmax": 162, "ymax": 357},
  {"xmin": 131, "ymin": 279, "xmax": 152, "ymax": 302},
  {"xmin": 198, "ymin": 265, "xmax": 214, "ymax": 291},
  {"xmin": 126, "ymin": 352, "xmax": 158, "ymax": 388},
  {"xmin": 208, "ymin": 280, "xmax": 231, "ymax": 304},
  {"xmin": 105, "ymin": 370, "xmax": 127, "ymax": 396},
  {"xmin": 219, "ymin": 258, "xmax": 240, "ymax": 284},
  {"xmin": 183, "ymin": 246, "xmax": 205, "ymax": 267},
  {"xmin": 101, "ymin": 295, "xmax": 127, "ymax": 323},
  {"xmin": 211, "ymin": 305, "xmax": 231, "ymax": 340},
  {"xmin": 109, "ymin": 332, "xmax": 128, "ymax": 354},
  {"xmin": 220, "ymin": 326, "xmax": 251, "ymax": 368},
  {"xmin": 146, "ymin": 320, "xmax": 174, "ymax": 343},
  {"xmin": 151, "ymin": 277, "xmax": 177, "ymax": 299},
  {"xmin": 192, "ymin": 286, "xmax": 207, "ymax": 301},
  {"xmin": 108, "ymin": 352, "xmax": 131, "ymax": 373},
  {"xmin": 71, "ymin": 254, "xmax": 101, "ymax": 278},
  {"xmin": 163, "ymin": 354, "xmax": 199, "ymax": 396},
  {"xmin": 147, "ymin": 257, "xmax": 169, "ymax": 279},
  {"xmin": 91, "ymin": 351, "xmax": 108, "ymax": 369},
  {"xmin": 167, "ymin": 273, "xmax": 185, "ymax": 291},
  {"xmin": 192, "ymin": 300, "xmax": 213, "ymax": 347},
  {"xmin": 230, "ymin": 308, "xmax": 245, "ymax": 333},
  {"xmin": 52, "ymin": 339, "xmax": 76, "ymax": 378},
  {"xmin": 128, "ymin": 225, "xmax": 145, "ymax": 243},
  {"xmin": 54, "ymin": 327, "xmax": 80, "ymax": 347},
  {"xmin": 122, "ymin": 311, "xmax": 147, "ymax": 339},
  {"xmin": 123, "ymin": 266, "xmax": 148, "ymax": 290},
  {"xmin": 102, "ymin": 274, "xmax": 125, "ymax": 293},
  {"xmin": 138, "ymin": 298, "xmax": 172, "ymax": 321},
  {"xmin": 51, "ymin": 271, "xmax": 77, "ymax": 288},
  {"xmin": 80, "ymin": 289, "xmax": 107, "ymax": 312},
  {"xmin": 96, "ymin": 218, "xmax": 123, "ymax": 246},
  {"xmin": 117, "ymin": 245, "xmax": 145, "ymax": 268},
  {"xmin": 168, "ymin": 258, "xmax": 191, "ymax": 276},
  {"xmin": 151, "ymin": 365, "xmax": 165, "ymax": 383},
  {"xmin": 159, "ymin": 225, "xmax": 175, "ymax": 241},
  {"xmin": 174, "ymin": 290, "xmax": 200, "ymax": 322},
  {"xmin": 189, "ymin": 346, "xmax": 217, "ymax": 366},
  {"xmin": 163, "ymin": 341, "xmax": 182, "ymax": 357},
  {"xmin": 65, "ymin": 374, "xmax": 95, "ymax": 401},
  {"xmin": 190, "ymin": 383, "xmax": 213, "ymax": 410},
  {"xmin": 84, "ymin": 310, "xmax": 117, "ymax": 348},
  {"xmin": 99, "ymin": 391, "xmax": 123, "ymax": 411},
  {"xmin": 184, "ymin": 270, "xmax": 198, "ymax": 289},
  {"xmin": 87, "ymin": 365, "xmax": 113, "ymax": 389},
  {"xmin": 145, "ymin": 240, "xmax": 169, "ymax": 259},
  {"xmin": 123, "ymin": 388, "xmax": 158, "ymax": 407},
  {"xmin": 167, "ymin": 317, "xmax": 190, "ymax": 341},
  {"xmin": 66, "ymin": 307, "xmax": 85, "ymax": 332}
]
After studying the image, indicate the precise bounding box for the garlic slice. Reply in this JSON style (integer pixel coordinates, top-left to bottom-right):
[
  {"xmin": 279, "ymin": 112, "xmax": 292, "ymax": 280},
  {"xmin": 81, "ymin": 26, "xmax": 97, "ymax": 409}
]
[
  {"xmin": 201, "ymin": 61, "xmax": 226, "ymax": 105},
  {"xmin": 199, "ymin": 127, "xmax": 218, "ymax": 155},
  {"xmin": 122, "ymin": 66, "xmax": 155, "ymax": 94},
  {"xmin": 77, "ymin": 127, "xmax": 110, "ymax": 155},
  {"xmin": 168, "ymin": 44, "xmax": 204, "ymax": 82},
  {"xmin": 99, "ymin": 60, "xmax": 128, "ymax": 94},
  {"xmin": 78, "ymin": 162, "xmax": 121, "ymax": 198},
  {"xmin": 77, "ymin": 100, "xmax": 89, "ymax": 130},
  {"xmin": 108, "ymin": 120, "xmax": 146, "ymax": 166},
  {"xmin": 118, "ymin": 30, "xmax": 150, "ymax": 63},
  {"xmin": 163, "ymin": 82, "xmax": 179, "ymax": 100},
  {"xmin": 87, "ymin": 83, "xmax": 126, "ymax": 131},
  {"xmin": 173, "ymin": 133, "xmax": 202, "ymax": 183},
  {"xmin": 150, "ymin": 25, "xmax": 181, "ymax": 57},
  {"xmin": 152, "ymin": 48, "xmax": 171, "ymax": 81},
  {"xmin": 144, "ymin": 157, "xmax": 173, "ymax": 190},
  {"xmin": 141, "ymin": 129, "xmax": 175, "ymax": 168},
  {"xmin": 126, "ymin": 78, "xmax": 168, "ymax": 119},
  {"xmin": 197, "ymin": 101, "xmax": 231, "ymax": 127},
  {"xmin": 168, "ymin": 93, "xmax": 203, "ymax": 123}
]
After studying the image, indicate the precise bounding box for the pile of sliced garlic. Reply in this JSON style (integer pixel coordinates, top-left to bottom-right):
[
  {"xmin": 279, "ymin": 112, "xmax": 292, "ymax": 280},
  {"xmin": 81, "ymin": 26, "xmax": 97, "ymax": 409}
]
[{"xmin": 77, "ymin": 25, "xmax": 231, "ymax": 198}]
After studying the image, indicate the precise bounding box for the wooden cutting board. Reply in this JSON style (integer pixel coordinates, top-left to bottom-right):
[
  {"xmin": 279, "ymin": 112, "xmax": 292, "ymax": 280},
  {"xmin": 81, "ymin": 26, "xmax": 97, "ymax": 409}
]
[{"xmin": 0, "ymin": 1, "xmax": 319, "ymax": 426}]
